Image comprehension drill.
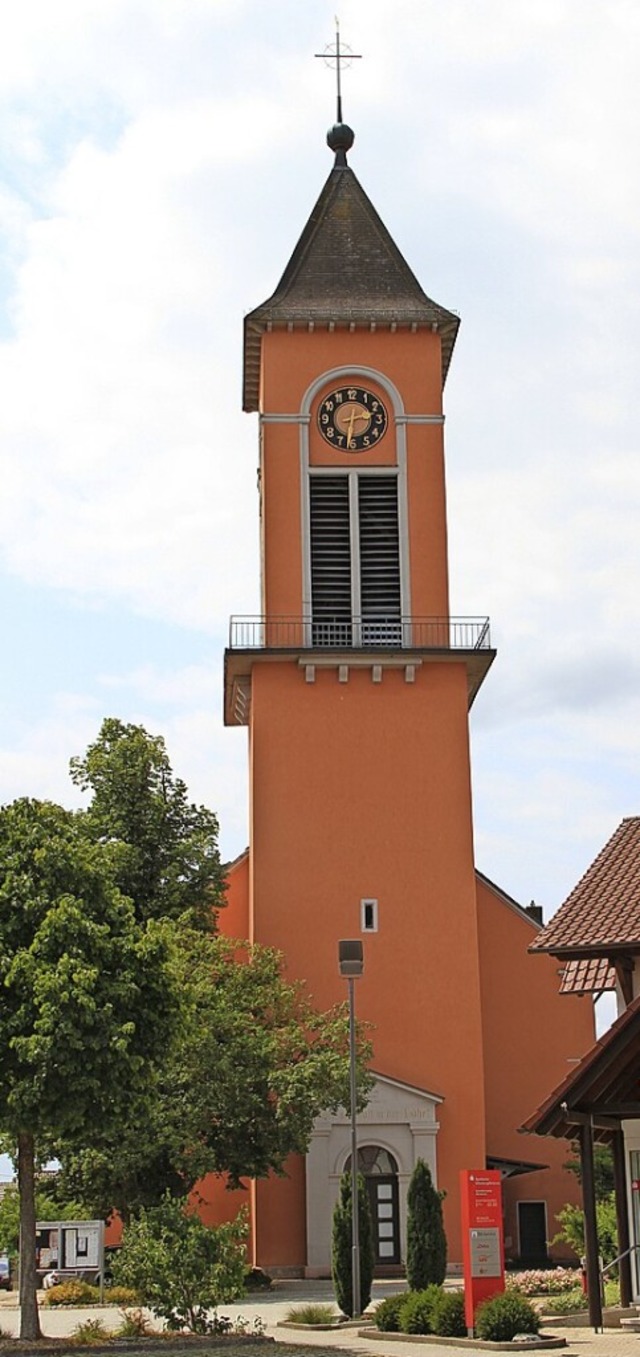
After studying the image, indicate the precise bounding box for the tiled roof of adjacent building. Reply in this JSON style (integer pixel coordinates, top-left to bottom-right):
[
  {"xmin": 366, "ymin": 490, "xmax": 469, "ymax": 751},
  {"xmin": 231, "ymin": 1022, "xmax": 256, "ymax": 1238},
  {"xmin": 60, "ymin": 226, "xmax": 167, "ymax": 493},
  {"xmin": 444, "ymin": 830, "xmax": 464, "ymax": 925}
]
[
  {"xmin": 243, "ymin": 163, "xmax": 460, "ymax": 411},
  {"xmin": 559, "ymin": 957, "xmax": 617, "ymax": 995},
  {"xmin": 530, "ymin": 817, "xmax": 640, "ymax": 957}
]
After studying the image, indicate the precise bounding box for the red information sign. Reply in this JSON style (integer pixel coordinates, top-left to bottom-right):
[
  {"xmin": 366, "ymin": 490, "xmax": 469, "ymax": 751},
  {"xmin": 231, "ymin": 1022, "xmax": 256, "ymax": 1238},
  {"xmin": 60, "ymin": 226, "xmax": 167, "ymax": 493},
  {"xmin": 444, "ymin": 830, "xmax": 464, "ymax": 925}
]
[{"xmin": 460, "ymin": 1169, "xmax": 505, "ymax": 1332}]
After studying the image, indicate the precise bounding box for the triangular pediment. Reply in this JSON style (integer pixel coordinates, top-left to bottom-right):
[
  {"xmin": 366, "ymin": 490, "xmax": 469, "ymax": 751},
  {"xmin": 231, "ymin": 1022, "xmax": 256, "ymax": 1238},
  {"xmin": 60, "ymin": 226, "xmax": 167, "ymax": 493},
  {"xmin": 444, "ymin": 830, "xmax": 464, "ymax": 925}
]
[
  {"xmin": 314, "ymin": 1069, "xmax": 443, "ymax": 1132},
  {"xmin": 243, "ymin": 164, "xmax": 459, "ymax": 410}
]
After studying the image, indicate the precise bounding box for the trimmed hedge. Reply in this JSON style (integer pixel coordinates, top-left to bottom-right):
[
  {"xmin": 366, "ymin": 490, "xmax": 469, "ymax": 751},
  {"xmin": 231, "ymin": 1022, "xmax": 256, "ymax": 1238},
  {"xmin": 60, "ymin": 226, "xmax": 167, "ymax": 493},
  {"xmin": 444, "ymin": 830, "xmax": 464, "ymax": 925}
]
[
  {"xmin": 429, "ymin": 1289, "xmax": 466, "ymax": 1337},
  {"xmin": 373, "ymin": 1293, "xmax": 410, "ymax": 1332},
  {"xmin": 399, "ymin": 1285, "xmax": 441, "ymax": 1334},
  {"xmin": 475, "ymin": 1291, "xmax": 540, "ymax": 1341}
]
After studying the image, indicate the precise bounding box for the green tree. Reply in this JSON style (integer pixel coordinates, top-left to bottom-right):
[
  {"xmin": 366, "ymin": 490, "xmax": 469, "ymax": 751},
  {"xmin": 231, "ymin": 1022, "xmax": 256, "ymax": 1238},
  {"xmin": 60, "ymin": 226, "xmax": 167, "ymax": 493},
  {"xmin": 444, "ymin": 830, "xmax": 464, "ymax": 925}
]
[
  {"xmin": 553, "ymin": 1194, "xmax": 618, "ymax": 1267},
  {"xmin": 0, "ymin": 1181, "xmax": 83, "ymax": 1263},
  {"xmin": 71, "ymin": 718, "xmax": 225, "ymax": 930},
  {"xmin": 406, "ymin": 1159, "xmax": 447, "ymax": 1289},
  {"xmin": 0, "ymin": 797, "xmax": 178, "ymax": 1340},
  {"xmin": 332, "ymin": 1171, "xmax": 374, "ymax": 1317},
  {"xmin": 113, "ymin": 1194, "xmax": 247, "ymax": 1332},
  {"xmin": 58, "ymin": 929, "xmax": 372, "ymax": 1218},
  {"xmin": 563, "ymin": 1143, "xmax": 615, "ymax": 1202}
]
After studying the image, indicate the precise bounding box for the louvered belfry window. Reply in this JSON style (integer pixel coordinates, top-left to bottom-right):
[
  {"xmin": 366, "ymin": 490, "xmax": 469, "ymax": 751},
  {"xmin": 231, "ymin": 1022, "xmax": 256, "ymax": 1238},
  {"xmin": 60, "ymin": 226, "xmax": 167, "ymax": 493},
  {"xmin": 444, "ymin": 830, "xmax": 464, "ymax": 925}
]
[{"xmin": 310, "ymin": 473, "xmax": 401, "ymax": 646}]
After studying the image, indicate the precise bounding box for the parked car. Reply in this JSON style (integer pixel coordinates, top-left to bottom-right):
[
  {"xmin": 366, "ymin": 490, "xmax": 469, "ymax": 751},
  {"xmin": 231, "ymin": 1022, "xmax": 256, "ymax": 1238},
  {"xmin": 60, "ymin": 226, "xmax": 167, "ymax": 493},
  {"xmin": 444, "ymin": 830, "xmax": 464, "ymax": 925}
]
[{"xmin": 0, "ymin": 1256, "xmax": 11, "ymax": 1291}]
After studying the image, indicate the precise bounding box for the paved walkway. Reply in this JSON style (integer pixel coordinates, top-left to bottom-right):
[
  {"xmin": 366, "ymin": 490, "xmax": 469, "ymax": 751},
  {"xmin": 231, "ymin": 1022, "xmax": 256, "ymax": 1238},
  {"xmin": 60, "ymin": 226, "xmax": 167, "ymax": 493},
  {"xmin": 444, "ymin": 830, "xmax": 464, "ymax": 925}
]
[{"xmin": 0, "ymin": 1280, "xmax": 639, "ymax": 1353}]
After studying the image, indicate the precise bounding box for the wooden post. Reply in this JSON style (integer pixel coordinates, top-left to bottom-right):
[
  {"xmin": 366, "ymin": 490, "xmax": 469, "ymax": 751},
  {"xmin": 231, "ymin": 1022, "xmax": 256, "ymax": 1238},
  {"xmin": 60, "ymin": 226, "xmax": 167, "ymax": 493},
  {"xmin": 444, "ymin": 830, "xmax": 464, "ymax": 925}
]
[
  {"xmin": 579, "ymin": 1120, "xmax": 603, "ymax": 1331},
  {"xmin": 612, "ymin": 1130, "xmax": 633, "ymax": 1308}
]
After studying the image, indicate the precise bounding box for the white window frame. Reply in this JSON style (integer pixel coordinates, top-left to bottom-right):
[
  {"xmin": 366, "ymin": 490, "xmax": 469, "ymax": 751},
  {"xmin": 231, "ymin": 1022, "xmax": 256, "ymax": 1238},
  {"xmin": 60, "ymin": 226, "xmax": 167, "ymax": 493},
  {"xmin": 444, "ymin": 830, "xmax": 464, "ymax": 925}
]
[{"xmin": 361, "ymin": 898, "xmax": 379, "ymax": 933}]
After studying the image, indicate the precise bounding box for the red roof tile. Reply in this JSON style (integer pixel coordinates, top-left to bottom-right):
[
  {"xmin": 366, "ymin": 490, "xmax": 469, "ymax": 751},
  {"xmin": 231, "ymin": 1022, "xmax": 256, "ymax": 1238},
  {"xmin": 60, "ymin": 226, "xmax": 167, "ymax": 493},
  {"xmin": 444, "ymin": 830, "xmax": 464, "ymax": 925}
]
[
  {"xmin": 559, "ymin": 957, "xmax": 616, "ymax": 994},
  {"xmin": 531, "ymin": 817, "xmax": 640, "ymax": 956}
]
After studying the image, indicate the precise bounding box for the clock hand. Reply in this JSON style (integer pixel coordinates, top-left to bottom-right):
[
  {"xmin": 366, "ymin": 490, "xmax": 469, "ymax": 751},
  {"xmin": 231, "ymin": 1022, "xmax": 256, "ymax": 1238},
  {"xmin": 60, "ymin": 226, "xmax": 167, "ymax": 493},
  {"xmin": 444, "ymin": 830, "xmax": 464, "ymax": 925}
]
[{"xmin": 346, "ymin": 408, "xmax": 357, "ymax": 446}]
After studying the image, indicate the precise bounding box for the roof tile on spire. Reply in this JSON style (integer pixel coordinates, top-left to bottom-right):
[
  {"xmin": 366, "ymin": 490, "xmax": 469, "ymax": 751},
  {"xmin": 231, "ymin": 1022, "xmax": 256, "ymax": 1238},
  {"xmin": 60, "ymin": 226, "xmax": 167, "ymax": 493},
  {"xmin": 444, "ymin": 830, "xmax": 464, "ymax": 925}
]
[{"xmin": 243, "ymin": 164, "xmax": 459, "ymax": 411}]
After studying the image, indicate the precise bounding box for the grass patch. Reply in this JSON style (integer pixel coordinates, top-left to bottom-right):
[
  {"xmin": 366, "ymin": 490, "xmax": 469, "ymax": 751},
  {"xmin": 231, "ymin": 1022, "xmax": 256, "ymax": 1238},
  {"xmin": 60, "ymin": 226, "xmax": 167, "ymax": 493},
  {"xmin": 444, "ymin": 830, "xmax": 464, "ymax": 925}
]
[
  {"xmin": 284, "ymin": 1302, "xmax": 340, "ymax": 1324},
  {"xmin": 67, "ymin": 1318, "xmax": 111, "ymax": 1347}
]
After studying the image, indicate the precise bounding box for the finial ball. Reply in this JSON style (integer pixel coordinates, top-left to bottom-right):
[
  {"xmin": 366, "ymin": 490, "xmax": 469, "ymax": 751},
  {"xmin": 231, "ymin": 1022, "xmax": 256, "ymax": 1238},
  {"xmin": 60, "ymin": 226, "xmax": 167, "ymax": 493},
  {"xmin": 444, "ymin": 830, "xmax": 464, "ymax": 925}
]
[{"xmin": 327, "ymin": 122, "xmax": 355, "ymax": 154}]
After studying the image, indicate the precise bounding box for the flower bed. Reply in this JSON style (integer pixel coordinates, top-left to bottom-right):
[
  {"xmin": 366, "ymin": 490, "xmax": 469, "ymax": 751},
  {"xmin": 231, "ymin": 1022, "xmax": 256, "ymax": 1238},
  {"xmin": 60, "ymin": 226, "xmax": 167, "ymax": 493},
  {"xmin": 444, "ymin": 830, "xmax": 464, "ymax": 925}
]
[{"xmin": 505, "ymin": 1268, "xmax": 581, "ymax": 1296}]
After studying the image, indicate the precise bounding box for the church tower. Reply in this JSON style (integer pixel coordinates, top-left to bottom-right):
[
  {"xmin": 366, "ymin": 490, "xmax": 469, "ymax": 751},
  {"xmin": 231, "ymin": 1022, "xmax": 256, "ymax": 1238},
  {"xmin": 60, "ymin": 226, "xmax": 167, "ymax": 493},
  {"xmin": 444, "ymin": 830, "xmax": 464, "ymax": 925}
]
[{"xmin": 223, "ymin": 110, "xmax": 496, "ymax": 1270}]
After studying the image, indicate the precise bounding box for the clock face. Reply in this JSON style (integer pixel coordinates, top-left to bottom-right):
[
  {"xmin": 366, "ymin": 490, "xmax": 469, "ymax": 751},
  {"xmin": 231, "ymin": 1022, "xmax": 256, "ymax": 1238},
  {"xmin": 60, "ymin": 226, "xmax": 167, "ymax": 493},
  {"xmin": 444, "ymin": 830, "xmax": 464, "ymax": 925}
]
[{"xmin": 317, "ymin": 385, "xmax": 389, "ymax": 452}]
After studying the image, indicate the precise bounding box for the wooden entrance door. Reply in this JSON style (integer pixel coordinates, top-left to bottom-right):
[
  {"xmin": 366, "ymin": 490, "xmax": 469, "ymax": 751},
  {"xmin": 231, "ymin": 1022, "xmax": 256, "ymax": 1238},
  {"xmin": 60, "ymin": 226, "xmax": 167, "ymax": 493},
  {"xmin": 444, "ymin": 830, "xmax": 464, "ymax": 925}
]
[
  {"xmin": 367, "ymin": 1174, "xmax": 401, "ymax": 1264},
  {"xmin": 346, "ymin": 1146, "xmax": 401, "ymax": 1266}
]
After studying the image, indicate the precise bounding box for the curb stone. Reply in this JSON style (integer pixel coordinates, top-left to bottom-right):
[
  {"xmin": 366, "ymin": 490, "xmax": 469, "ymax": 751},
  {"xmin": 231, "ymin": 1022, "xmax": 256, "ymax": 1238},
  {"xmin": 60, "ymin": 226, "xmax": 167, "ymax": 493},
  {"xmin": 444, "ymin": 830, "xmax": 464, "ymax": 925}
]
[{"xmin": 359, "ymin": 1330, "xmax": 566, "ymax": 1351}]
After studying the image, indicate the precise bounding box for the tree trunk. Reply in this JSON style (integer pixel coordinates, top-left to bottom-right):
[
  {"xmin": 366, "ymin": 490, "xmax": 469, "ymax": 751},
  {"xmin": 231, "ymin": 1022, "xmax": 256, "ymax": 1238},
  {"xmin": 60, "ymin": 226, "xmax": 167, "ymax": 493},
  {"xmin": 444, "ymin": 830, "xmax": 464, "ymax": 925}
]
[{"xmin": 18, "ymin": 1129, "xmax": 41, "ymax": 1341}]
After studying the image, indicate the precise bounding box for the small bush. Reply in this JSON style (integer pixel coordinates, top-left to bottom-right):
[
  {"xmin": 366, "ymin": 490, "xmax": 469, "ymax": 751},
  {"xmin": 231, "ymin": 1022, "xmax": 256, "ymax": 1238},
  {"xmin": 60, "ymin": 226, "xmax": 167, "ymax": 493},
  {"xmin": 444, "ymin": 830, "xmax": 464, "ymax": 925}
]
[
  {"xmin": 543, "ymin": 1289, "xmax": 587, "ymax": 1315},
  {"xmin": 604, "ymin": 1275, "xmax": 621, "ymax": 1308},
  {"xmin": 104, "ymin": 1285, "xmax": 140, "ymax": 1305},
  {"xmin": 45, "ymin": 1280, "xmax": 100, "ymax": 1306},
  {"xmin": 113, "ymin": 1193, "xmax": 247, "ymax": 1333},
  {"xmin": 399, "ymin": 1285, "xmax": 442, "ymax": 1334},
  {"xmin": 430, "ymin": 1290, "xmax": 466, "ymax": 1337},
  {"xmin": 374, "ymin": 1293, "xmax": 410, "ymax": 1332},
  {"xmin": 285, "ymin": 1303, "xmax": 339, "ymax": 1325},
  {"xmin": 68, "ymin": 1318, "xmax": 110, "ymax": 1347},
  {"xmin": 475, "ymin": 1291, "xmax": 540, "ymax": 1342},
  {"xmin": 116, "ymin": 1307, "xmax": 154, "ymax": 1337}
]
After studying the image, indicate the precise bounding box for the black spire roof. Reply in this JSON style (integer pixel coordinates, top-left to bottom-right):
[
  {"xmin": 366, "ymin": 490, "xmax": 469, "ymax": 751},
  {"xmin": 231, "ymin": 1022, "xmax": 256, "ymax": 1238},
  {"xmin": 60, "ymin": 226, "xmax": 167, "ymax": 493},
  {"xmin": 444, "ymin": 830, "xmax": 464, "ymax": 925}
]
[{"xmin": 243, "ymin": 160, "xmax": 460, "ymax": 412}]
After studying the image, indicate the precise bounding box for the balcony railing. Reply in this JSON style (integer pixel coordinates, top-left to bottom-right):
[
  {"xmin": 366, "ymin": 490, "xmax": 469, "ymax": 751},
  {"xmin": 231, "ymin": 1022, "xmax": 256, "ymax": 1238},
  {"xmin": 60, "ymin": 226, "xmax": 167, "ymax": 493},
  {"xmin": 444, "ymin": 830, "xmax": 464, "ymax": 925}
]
[{"xmin": 228, "ymin": 616, "xmax": 491, "ymax": 651}]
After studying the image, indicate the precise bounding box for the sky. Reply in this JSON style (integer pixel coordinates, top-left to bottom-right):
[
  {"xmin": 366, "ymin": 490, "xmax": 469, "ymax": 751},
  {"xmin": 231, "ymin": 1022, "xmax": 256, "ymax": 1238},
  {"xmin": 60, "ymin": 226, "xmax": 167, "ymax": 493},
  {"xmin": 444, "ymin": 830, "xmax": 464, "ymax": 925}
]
[{"xmin": 0, "ymin": 0, "xmax": 639, "ymax": 1056}]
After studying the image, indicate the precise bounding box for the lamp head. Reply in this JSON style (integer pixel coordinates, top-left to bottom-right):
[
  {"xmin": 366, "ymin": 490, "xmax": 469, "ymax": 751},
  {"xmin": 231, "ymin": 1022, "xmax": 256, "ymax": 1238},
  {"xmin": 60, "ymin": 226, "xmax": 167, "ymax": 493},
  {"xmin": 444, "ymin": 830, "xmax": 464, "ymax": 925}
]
[{"xmin": 338, "ymin": 939, "xmax": 364, "ymax": 978}]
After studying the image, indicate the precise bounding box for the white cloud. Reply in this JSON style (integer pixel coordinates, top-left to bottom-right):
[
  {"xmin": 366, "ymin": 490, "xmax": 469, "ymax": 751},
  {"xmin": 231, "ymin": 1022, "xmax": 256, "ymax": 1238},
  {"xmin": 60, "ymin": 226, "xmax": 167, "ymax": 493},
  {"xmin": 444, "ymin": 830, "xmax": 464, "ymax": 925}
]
[{"xmin": 0, "ymin": 0, "xmax": 639, "ymax": 945}]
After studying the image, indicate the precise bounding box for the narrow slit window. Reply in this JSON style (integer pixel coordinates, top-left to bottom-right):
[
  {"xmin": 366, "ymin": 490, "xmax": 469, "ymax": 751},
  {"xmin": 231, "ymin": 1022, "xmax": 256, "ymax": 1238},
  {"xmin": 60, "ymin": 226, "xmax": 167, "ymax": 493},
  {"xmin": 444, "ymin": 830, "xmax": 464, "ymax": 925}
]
[{"xmin": 361, "ymin": 898, "xmax": 379, "ymax": 932}]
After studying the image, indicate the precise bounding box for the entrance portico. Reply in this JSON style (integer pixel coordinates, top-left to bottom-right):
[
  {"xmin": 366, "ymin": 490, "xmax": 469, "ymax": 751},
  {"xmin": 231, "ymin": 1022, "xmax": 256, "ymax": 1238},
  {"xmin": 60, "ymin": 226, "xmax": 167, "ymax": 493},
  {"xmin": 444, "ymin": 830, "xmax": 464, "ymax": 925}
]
[{"xmin": 305, "ymin": 1072, "xmax": 442, "ymax": 1276}]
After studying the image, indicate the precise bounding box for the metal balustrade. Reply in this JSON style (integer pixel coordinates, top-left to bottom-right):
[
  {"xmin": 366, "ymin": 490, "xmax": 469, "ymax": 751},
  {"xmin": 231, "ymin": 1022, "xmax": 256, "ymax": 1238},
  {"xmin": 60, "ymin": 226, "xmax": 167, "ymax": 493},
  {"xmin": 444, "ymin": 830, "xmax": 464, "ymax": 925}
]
[{"xmin": 228, "ymin": 616, "xmax": 491, "ymax": 651}]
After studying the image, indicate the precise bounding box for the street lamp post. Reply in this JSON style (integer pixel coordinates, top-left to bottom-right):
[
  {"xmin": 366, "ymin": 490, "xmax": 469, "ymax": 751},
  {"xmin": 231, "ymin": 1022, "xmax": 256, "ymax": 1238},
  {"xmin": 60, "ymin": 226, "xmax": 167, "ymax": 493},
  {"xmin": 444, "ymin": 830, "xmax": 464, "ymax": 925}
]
[{"xmin": 338, "ymin": 939, "xmax": 364, "ymax": 1319}]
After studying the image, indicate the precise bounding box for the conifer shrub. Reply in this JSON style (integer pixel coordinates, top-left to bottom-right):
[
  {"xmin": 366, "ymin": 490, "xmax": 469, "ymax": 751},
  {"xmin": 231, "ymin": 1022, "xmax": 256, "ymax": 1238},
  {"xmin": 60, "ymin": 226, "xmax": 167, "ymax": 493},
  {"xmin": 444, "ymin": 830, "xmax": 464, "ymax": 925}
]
[
  {"xmin": 474, "ymin": 1290, "xmax": 540, "ymax": 1341},
  {"xmin": 331, "ymin": 1171, "xmax": 374, "ymax": 1317},
  {"xmin": 406, "ymin": 1158, "xmax": 447, "ymax": 1288},
  {"xmin": 374, "ymin": 1293, "xmax": 410, "ymax": 1331}
]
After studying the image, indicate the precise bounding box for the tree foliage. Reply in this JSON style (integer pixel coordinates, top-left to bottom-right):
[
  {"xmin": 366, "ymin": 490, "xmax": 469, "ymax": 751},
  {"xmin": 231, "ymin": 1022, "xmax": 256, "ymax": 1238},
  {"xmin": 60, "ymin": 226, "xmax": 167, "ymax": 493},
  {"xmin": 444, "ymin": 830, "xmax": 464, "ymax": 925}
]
[
  {"xmin": 112, "ymin": 1194, "xmax": 247, "ymax": 1332},
  {"xmin": 332, "ymin": 1171, "xmax": 374, "ymax": 1317},
  {"xmin": 0, "ymin": 796, "xmax": 178, "ymax": 1338},
  {"xmin": 71, "ymin": 718, "xmax": 225, "ymax": 930},
  {"xmin": 0, "ymin": 1181, "xmax": 83, "ymax": 1261},
  {"xmin": 553, "ymin": 1194, "xmax": 618, "ymax": 1266},
  {"xmin": 563, "ymin": 1143, "xmax": 615, "ymax": 1202},
  {"xmin": 59, "ymin": 929, "xmax": 372, "ymax": 1218},
  {"xmin": 406, "ymin": 1159, "xmax": 447, "ymax": 1289}
]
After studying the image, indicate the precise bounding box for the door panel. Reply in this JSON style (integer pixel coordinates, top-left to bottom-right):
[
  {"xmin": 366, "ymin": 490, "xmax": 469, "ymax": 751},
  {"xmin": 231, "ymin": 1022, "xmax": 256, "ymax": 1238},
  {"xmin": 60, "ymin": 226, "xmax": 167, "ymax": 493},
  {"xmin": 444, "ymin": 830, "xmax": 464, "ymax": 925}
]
[{"xmin": 367, "ymin": 1175, "xmax": 400, "ymax": 1264}]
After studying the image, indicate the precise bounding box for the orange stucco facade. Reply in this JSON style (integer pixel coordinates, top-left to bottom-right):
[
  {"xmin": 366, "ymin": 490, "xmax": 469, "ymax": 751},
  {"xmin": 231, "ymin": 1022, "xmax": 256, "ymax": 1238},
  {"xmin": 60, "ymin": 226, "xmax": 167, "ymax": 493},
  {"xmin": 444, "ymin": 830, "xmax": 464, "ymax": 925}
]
[{"xmin": 212, "ymin": 150, "xmax": 595, "ymax": 1274}]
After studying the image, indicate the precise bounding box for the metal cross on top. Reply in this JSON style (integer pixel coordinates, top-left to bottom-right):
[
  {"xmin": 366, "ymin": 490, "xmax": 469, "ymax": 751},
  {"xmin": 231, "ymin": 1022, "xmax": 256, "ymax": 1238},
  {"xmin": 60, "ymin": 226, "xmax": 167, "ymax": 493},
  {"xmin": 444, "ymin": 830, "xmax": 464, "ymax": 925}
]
[{"xmin": 315, "ymin": 18, "xmax": 362, "ymax": 124}]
